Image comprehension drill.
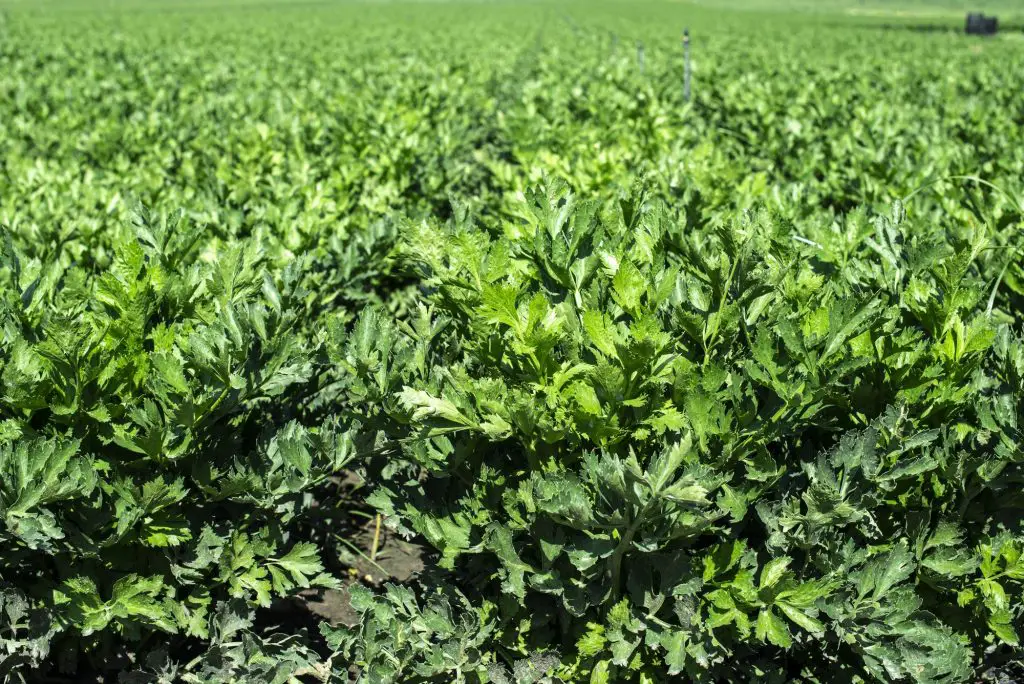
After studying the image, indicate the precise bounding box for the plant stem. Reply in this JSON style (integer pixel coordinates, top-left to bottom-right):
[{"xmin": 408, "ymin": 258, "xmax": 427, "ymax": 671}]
[
  {"xmin": 609, "ymin": 501, "xmax": 651, "ymax": 598},
  {"xmin": 370, "ymin": 514, "xmax": 383, "ymax": 562}
]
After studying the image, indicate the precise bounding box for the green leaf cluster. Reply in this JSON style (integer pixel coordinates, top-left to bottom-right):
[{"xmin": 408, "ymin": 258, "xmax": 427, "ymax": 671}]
[
  {"xmin": 340, "ymin": 185, "xmax": 1024, "ymax": 682},
  {"xmin": 0, "ymin": 212, "xmax": 348, "ymax": 674}
]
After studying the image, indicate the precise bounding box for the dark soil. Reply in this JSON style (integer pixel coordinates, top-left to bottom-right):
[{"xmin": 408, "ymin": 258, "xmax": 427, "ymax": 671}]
[
  {"xmin": 291, "ymin": 527, "xmax": 426, "ymax": 627},
  {"xmin": 288, "ymin": 471, "xmax": 429, "ymax": 628}
]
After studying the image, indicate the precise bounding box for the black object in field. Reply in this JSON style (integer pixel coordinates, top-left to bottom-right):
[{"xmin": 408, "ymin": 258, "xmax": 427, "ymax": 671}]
[{"xmin": 966, "ymin": 13, "xmax": 998, "ymax": 35}]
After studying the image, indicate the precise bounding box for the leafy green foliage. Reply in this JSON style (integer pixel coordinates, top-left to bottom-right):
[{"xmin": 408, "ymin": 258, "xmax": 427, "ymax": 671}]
[
  {"xmin": 3, "ymin": 0, "xmax": 1024, "ymax": 681},
  {"xmin": 342, "ymin": 185, "xmax": 1024, "ymax": 681},
  {"xmin": 0, "ymin": 212, "xmax": 352, "ymax": 675},
  {"xmin": 324, "ymin": 581, "xmax": 500, "ymax": 682}
]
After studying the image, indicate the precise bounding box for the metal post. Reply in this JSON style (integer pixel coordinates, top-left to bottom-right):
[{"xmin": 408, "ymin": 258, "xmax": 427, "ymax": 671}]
[
  {"xmin": 637, "ymin": 41, "xmax": 645, "ymax": 75},
  {"xmin": 683, "ymin": 28, "xmax": 692, "ymax": 102}
]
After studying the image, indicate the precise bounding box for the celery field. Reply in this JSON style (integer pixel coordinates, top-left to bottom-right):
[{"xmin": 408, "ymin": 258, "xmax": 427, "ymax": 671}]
[{"xmin": 1, "ymin": 0, "xmax": 1024, "ymax": 681}]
